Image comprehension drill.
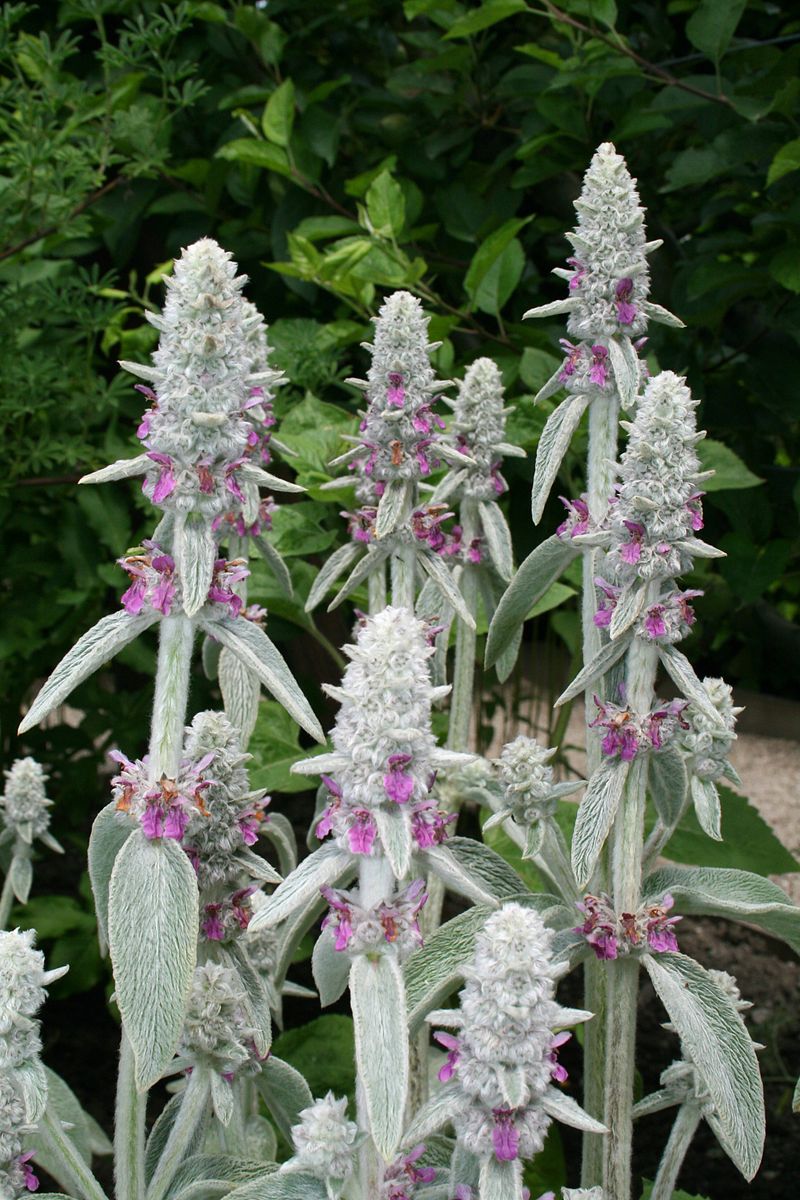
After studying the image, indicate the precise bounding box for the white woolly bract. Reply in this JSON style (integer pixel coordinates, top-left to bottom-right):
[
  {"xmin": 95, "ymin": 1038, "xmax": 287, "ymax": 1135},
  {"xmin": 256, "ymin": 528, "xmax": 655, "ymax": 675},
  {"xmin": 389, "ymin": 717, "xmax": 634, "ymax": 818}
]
[
  {"xmin": 452, "ymin": 358, "xmax": 508, "ymax": 501},
  {"xmin": 565, "ymin": 142, "xmax": 650, "ymax": 341},
  {"xmin": 288, "ymin": 1091, "xmax": 358, "ymax": 1182},
  {"xmin": 353, "ymin": 290, "xmax": 443, "ymax": 501},
  {"xmin": 496, "ymin": 736, "xmax": 558, "ymax": 823},
  {"xmin": 610, "ymin": 371, "xmax": 705, "ymax": 581},
  {"xmin": 680, "ymin": 677, "xmax": 739, "ymax": 782},
  {"xmin": 0, "ymin": 930, "xmax": 61, "ymax": 1041},
  {"xmin": 1, "ymin": 758, "xmax": 52, "ymax": 843},
  {"xmin": 330, "ymin": 607, "xmax": 439, "ymax": 809},
  {"xmin": 178, "ymin": 962, "xmax": 257, "ymax": 1077}
]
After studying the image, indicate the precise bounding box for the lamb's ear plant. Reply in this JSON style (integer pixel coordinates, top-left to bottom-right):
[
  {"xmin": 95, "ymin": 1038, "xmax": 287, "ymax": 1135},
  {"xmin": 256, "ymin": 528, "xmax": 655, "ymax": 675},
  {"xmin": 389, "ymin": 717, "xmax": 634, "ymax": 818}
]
[{"xmin": 0, "ymin": 758, "xmax": 63, "ymax": 927}]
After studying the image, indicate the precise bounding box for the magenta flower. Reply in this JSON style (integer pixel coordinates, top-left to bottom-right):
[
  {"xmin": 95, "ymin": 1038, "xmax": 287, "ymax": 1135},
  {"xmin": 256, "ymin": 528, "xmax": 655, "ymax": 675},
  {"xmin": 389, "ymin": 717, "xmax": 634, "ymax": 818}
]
[
  {"xmin": 619, "ymin": 519, "xmax": 645, "ymax": 564},
  {"xmin": 615, "ymin": 277, "xmax": 637, "ymax": 325},
  {"xmin": 686, "ymin": 491, "xmax": 705, "ymax": 531},
  {"xmin": 467, "ymin": 538, "xmax": 482, "ymax": 564},
  {"xmin": 135, "ymin": 384, "xmax": 158, "ymax": 440},
  {"xmin": 574, "ymin": 894, "xmax": 619, "ymax": 960},
  {"xmin": 433, "ymin": 1030, "xmax": 460, "ymax": 1081},
  {"xmin": 576, "ymin": 891, "xmax": 681, "ymax": 958},
  {"xmin": 343, "ymin": 507, "xmax": 377, "ymax": 544},
  {"xmin": 118, "ymin": 544, "xmax": 176, "ymax": 616},
  {"xmin": 17, "ymin": 1152, "xmax": 39, "ymax": 1193},
  {"xmin": 491, "ymin": 1110, "xmax": 520, "ymax": 1161},
  {"xmin": 202, "ymin": 903, "xmax": 225, "ymax": 941},
  {"xmin": 387, "ymin": 371, "xmax": 406, "ymax": 407},
  {"xmin": 590, "ymin": 698, "xmax": 640, "ymax": 761},
  {"xmin": 589, "ymin": 344, "xmax": 608, "ymax": 387},
  {"xmin": 490, "ymin": 463, "xmax": 506, "ymax": 495},
  {"xmin": 384, "ymin": 753, "xmax": 415, "ymax": 804},
  {"xmin": 549, "ymin": 1030, "xmax": 571, "ymax": 1083},
  {"xmin": 645, "ymin": 699, "xmax": 690, "ymax": 749},
  {"xmin": 383, "ymin": 1144, "xmax": 436, "ymax": 1198},
  {"xmin": 238, "ymin": 794, "xmax": 269, "ymax": 845},
  {"xmin": 208, "ymin": 557, "xmax": 250, "ymax": 618},
  {"xmin": 567, "ymin": 256, "xmax": 586, "ymax": 291},
  {"xmin": 556, "ymin": 495, "xmax": 590, "ymax": 540},
  {"xmin": 411, "ymin": 800, "xmax": 455, "ymax": 849},
  {"xmin": 319, "ymin": 885, "xmax": 355, "ymax": 951},
  {"xmin": 593, "ymin": 577, "xmax": 620, "ymax": 627},
  {"xmin": 558, "ymin": 338, "xmax": 582, "ymax": 381},
  {"xmin": 347, "ymin": 809, "xmax": 377, "ymax": 855},
  {"xmin": 644, "ymin": 604, "xmax": 667, "ymax": 639},
  {"xmin": 644, "ymin": 893, "xmax": 681, "ymax": 952},
  {"xmin": 147, "ymin": 451, "xmax": 177, "ymax": 503}
]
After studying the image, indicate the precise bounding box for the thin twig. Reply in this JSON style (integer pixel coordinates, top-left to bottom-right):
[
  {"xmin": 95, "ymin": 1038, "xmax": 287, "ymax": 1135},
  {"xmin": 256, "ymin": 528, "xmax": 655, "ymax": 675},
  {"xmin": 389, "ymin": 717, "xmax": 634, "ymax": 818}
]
[{"xmin": 0, "ymin": 177, "xmax": 125, "ymax": 263}]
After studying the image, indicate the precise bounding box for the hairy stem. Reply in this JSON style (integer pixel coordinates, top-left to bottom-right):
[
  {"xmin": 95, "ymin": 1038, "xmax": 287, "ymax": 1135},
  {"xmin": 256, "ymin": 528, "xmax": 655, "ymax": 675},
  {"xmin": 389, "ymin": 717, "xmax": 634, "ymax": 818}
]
[
  {"xmin": 650, "ymin": 1101, "xmax": 703, "ymax": 1200},
  {"xmin": 368, "ymin": 562, "xmax": 387, "ymax": 613},
  {"xmin": 0, "ymin": 870, "xmax": 15, "ymax": 929},
  {"xmin": 149, "ymin": 614, "xmax": 195, "ymax": 779},
  {"xmin": 147, "ymin": 1067, "xmax": 210, "ymax": 1200},
  {"xmin": 356, "ymin": 856, "xmax": 394, "ymax": 1193},
  {"xmin": 390, "ymin": 543, "xmax": 416, "ymax": 610},
  {"xmin": 114, "ymin": 1031, "xmax": 146, "ymax": 1200},
  {"xmin": 39, "ymin": 1104, "xmax": 109, "ymax": 1200}
]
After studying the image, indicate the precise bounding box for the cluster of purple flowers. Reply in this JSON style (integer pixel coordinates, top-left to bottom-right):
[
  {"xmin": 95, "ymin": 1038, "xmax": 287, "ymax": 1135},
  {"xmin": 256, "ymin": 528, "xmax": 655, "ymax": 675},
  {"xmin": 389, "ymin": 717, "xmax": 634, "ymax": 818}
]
[
  {"xmin": 117, "ymin": 547, "xmax": 249, "ymax": 618},
  {"xmin": 201, "ymin": 885, "xmax": 257, "ymax": 942},
  {"xmin": 110, "ymin": 749, "xmax": 215, "ymax": 840},
  {"xmin": 315, "ymin": 772, "xmax": 454, "ymax": 857},
  {"xmin": 319, "ymin": 879, "xmax": 427, "ymax": 955},
  {"xmin": 590, "ymin": 696, "xmax": 690, "ymax": 760},
  {"xmin": 382, "ymin": 1145, "xmax": 436, "ymax": 1200},
  {"xmin": 558, "ymin": 338, "xmax": 610, "ymax": 388},
  {"xmin": 574, "ymin": 892, "xmax": 680, "ymax": 960},
  {"xmin": 593, "ymin": 579, "xmax": 702, "ymax": 643}
]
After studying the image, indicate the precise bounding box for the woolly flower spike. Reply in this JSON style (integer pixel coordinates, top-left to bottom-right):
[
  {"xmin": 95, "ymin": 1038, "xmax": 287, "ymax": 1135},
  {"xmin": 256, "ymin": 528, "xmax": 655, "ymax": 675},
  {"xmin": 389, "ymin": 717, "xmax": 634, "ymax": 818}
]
[
  {"xmin": 181, "ymin": 711, "xmax": 270, "ymax": 889},
  {"xmin": 447, "ymin": 358, "xmax": 522, "ymax": 502},
  {"xmin": 591, "ymin": 696, "xmax": 690, "ymax": 760},
  {"xmin": 610, "ymin": 371, "xmax": 710, "ymax": 582},
  {"xmin": 320, "ymin": 879, "xmax": 427, "ymax": 958},
  {"xmin": 178, "ymin": 962, "xmax": 259, "ymax": 1079},
  {"xmin": 294, "ymin": 607, "xmax": 471, "ymax": 865},
  {"xmin": 483, "ymin": 737, "xmax": 583, "ymax": 860},
  {"xmin": 417, "ymin": 904, "xmax": 600, "ymax": 1174},
  {"xmin": 1, "ymin": 759, "xmax": 60, "ymax": 853},
  {"xmin": 680, "ymin": 678, "xmax": 741, "ymax": 784},
  {"xmin": 284, "ymin": 1091, "xmax": 359, "ymax": 1188},
  {"xmin": 574, "ymin": 892, "xmax": 680, "ymax": 960}
]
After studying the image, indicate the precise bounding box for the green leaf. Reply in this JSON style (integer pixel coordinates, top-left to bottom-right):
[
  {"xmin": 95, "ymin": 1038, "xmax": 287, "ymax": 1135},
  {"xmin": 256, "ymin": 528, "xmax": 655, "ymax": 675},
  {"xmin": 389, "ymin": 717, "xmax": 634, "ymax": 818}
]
[
  {"xmin": 698, "ymin": 439, "xmax": 763, "ymax": 490},
  {"xmin": 108, "ymin": 832, "xmax": 198, "ymax": 1089},
  {"xmin": 88, "ymin": 801, "xmax": 134, "ymax": 954},
  {"xmin": 641, "ymin": 1181, "xmax": 711, "ymax": 1200},
  {"xmin": 464, "ymin": 218, "xmax": 531, "ymax": 306},
  {"xmin": 249, "ymin": 700, "xmax": 326, "ymax": 794},
  {"xmin": 444, "ymin": 0, "xmax": 528, "ymax": 38},
  {"xmin": 642, "ymin": 952, "xmax": 764, "ymax": 1179},
  {"xmin": 519, "ymin": 347, "xmax": 561, "ymax": 392},
  {"xmin": 216, "ymin": 138, "xmax": 291, "ymax": 177},
  {"xmin": 767, "ymin": 138, "xmax": 800, "ymax": 187},
  {"xmin": 572, "ymin": 758, "xmax": 631, "ymax": 888},
  {"xmin": 474, "ymin": 237, "xmax": 525, "ymax": 315},
  {"xmin": 663, "ymin": 785, "xmax": 799, "ymax": 876},
  {"xmin": 686, "ymin": 0, "xmax": 747, "ymax": 65},
  {"xmin": 350, "ymin": 954, "xmax": 408, "ymax": 1159},
  {"xmin": 262, "ymin": 79, "xmax": 295, "ymax": 147},
  {"xmin": 769, "ymin": 244, "xmax": 800, "ymax": 294},
  {"xmin": 255, "ymin": 1056, "xmax": 313, "ymax": 1142},
  {"xmin": 272, "ymin": 1015, "xmax": 355, "ymax": 1107},
  {"xmin": 486, "ymin": 535, "xmax": 578, "ymax": 667},
  {"xmin": 718, "ymin": 533, "xmax": 792, "ymax": 605},
  {"xmin": 365, "ymin": 171, "xmax": 406, "ymax": 238}
]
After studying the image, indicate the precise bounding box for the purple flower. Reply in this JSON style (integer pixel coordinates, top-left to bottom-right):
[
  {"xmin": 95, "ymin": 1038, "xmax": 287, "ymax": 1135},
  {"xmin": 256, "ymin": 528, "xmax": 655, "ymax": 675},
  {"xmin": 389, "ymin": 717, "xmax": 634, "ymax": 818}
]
[
  {"xmin": 549, "ymin": 1030, "xmax": 571, "ymax": 1083},
  {"xmin": 557, "ymin": 495, "xmax": 590, "ymax": 540},
  {"xmin": 645, "ymin": 699, "xmax": 690, "ymax": 749},
  {"xmin": 467, "ymin": 538, "xmax": 482, "ymax": 565},
  {"xmin": 320, "ymin": 885, "xmax": 354, "ymax": 951},
  {"xmin": 347, "ymin": 809, "xmax": 377, "ymax": 855},
  {"xmin": 644, "ymin": 893, "xmax": 681, "ymax": 953},
  {"xmin": 574, "ymin": 894, "xmax": 619, "ymax": 960},
  {"xmin": 686, "ymin": 491, "xmax": 704, "ymax": 531},
  {"xmin": 17, "ymin": 1152, "xmax": 39, "ymax": 1193},
  {"xmin": 558, "ymin": 338, "xmax": 582, "ymax": 381},
  {"xmin": 118, "ymin": 545, "xmax": 176, "ymax": 616},
  {"xmin": 491, "ymin": 1110, "xmax": 520, "ymax": 1161},
  {"xmin": 202, "ymin": 903, "xmax": 224, "ymax": 941},
  {"xmin": 384, "ymin": 753, "xmax": 415, "ymax": 804},
  {"xmin": 490, "ymin": 463, "xmax": 506, "ymax": 495},
  {"xmin": 567, "ymin": 256, "xmax": 586, "ymax": 291},
  {"xmin": 615, "ymin": 277, "xmax": 637, "ymax": 325},
  {"xmin": 591, "ymin": 698, "xmax": 640, "ymax": 761},
  {"xmin": 383, "ymin": 1144, "xmax": 436, "ymax": 1198},
  {"xmin": 411, "ymin": 800, "xmax": 455, "ymax": 849},
  {"xmin": 593, "ymin": 577, "xmax": 620, "ymax": 627},
  {"xmin": 644, "ymin": 604, "xmax": 667, "ymax": 640},
  {"xmin": 619, "ymin": 519, "xmax": 645, "ymax": 564},
  {"xmin": 147, "ymin": 451, "xmax": 177, "ymax": 503},
  {"xmin": 343, "ymin": 507, "xmax": 377, "ymax": 544},
  {"xmin": 434, "ymin": 1030, "xmax": 460, "ymax": 1081},
  {"xmin": 238, "ymin": 794, "xmax": 269, "ymax": 845},
  {"xmin": 589, "ymin": 344, "xmax": 609, "ymax": 387},
  {"xmin": 387, "ymin": 371, "xmax": 406, "ymax": 407}
]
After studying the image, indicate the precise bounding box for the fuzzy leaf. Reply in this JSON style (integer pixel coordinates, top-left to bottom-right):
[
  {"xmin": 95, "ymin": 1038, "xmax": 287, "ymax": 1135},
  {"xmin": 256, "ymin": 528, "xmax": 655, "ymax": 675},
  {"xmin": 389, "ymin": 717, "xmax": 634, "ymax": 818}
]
[
  {"xmin": 478, "ymin": 1156, "xmax": 524, "ymax": 1200},
  {"xmin": 556, "ymin": 635, "xmax": 630, "ymax": 706},
  {"xmin": 691, "ymin": 775, "xmax": 722, "ymax": 840},
  {"xmin": 18, "ymin": 610, "xmax": 158, "ymax": 734},
  {"xmin": 108, "ymin": 831, "xmax": 198, "ymax": 1090},
  {"xmin": 609, "ymin": 582, "xmax": 647, "ymax": 640},
  {"xmin": 531, "ymin": 394, "xmax": 589, "ymax": 523},
  {"xmin": 659, "ymin": 646, "xmax": 727, "ymax": 730},
  {"xmin": 260, "ymin": 812, "xmax": 298, "ymax": 876},
  {"xmin": 219, "ymin": 648, "xmax": 261, "ymax": 745},
  {"xmin": 648, "ymin": 745, "xmax": 688, "ymax": 830},
  {"xmin": 225, "ymin": 943, "xmax": 273, "ymax": 1056},
  {"xmin": 253, "ymin": 536, "xmax": 294, "ymax": 599},
  {"xmin": 8, "ymin": 853, "xmax": 32, "ymax": 904},
  {"xmin": 247, "ymin": 844, "xmax": 352, "ymax": 931},
  {"xmin": 79, "ymin": 453, "xmax": 150, "ymax": 485},
  {"xmin": 426, "ymin": 836, "xmax": 528, "ymax": 907},
  {"xmin": 541, "ymin": 1086, "xmax": 607, "ymax": 1133},
  {"xmin": 401, "ymin": 1084, "xmax": 465, "ymax": 1145},
  {"xmin": 642, "ymin": 866, "xmax": 800, "ymax": 955},
  {"xmin": 479, "ymin": 501, "xmax": 514, "ymax": 581},
  {"xmin": 350, "ymin": 953, "xmax": 409, "ymax": 1160},
  {"xmin": 255, "ymin": 1056, "xmax": 313, "ymax": 1142},
  {"xmin": 642, "ymin": 952, "xmax": 764, "ymax": 1179},
  {"xmin": 485, "ymin": 535, "xmax": 577, "ymax": 668},
  {"xmin": 88, "ymin": 801, "xmax": 134, "ymax": 955},
  {"xmin": 640, "ymin": 300, "xmax": 685, "ymax": 329},
  {"xmin": 375, "ymin": 477, "xmax": 410, "ymax": 538},
  {"xmin": 226, "ymin": 1175, "xmax": 326, "ymax": 1200},
  {"xmin": 608, "ymin": 335, "xmax": 640, "ymax": 410},
  {"xmin": 178, "ymin": 514, "xmax": 216, "ymax": 617},
  {"xmin": 571, "ymin": 758, "xmax": 631, "ymax": 888},
  {"xmin": 523, "ymin": 298, "xmax": 577, "ymax": 319},
  {"xmin": 200, "ymin": 615, "xmax": 324, "ymax": 743},
  {"xmin": 304, "ymin": 541, "xmax": 360, "ymax": 612},
  {"xmin": 312, "ymin": 928, "xmax": 351, "ymax": 1007},
  {"xmin": 419, "ymin": 551, "xmax": 476, "ymax": 628},
  {"xmin": 327, "ymin": 546, "xmax": 389, "ymax": 610},
  {"xmin": 374, "ymin": 806, "xmax": 413, "ymax": 879},
  {"xmin": 405, "ymin": 906, "xmax": 493, "ymax": 1032}
]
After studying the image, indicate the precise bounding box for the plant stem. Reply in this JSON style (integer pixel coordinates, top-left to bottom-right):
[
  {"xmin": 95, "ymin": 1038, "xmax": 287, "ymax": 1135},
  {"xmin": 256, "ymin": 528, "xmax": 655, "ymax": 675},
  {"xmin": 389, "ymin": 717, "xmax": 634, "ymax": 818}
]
[
  {"xmin": 368, "ymin": 563, "xmax": 387, "ymax": 613},
  {"xmin": 650, "ymin": 1102, "xmax": 702, "ymax": 1200},
  {"xmin": 0, "ymin": 870, "xmax": 15, "ymax": 929},
  {"xmin": 147, "ymin": 1068, "xmax": 210, "ymax": 1200},
  {"xmin": 39, "ymin": 1104, "xmax": 109, "ymax": 1200},
  {"xmin": 390, "ymin": 543, "xmax": 416, "ymax": 609},
  {"xmin": 115, "ymin": 1030, "xmax": 146, "ymax": 1200},
  {"xmin": 149, "ymin": 614, "xmax": 195, "ymax": 779},
  {"xmin": 355, "ymin": 857, "xmax": 394, "ymax": 1195},
  {"xmin": 581, "ymin": 390, "xmax": 618, "ymax": 1187}
]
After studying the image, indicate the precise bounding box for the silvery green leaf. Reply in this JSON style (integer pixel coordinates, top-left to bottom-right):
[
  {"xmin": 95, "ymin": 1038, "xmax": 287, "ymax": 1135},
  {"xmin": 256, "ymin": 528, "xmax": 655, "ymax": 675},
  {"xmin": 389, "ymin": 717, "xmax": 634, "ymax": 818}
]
[
  {"xmin": 482, "ymin": 809, "xmax": 511, "ymax": 833},
  {"xmin": 419, "ymin": 551, "xmax": 476, "ymax": 629},
  {"xmin": 722, "ymin": 759, "xmax": 742, "ymax": 787},
  {"xmin": 329, "ymin": 444, "xmax": 363, "ymax": 468},
  {"xmin": 18, "ymin": 610, "xmax": 158, "ymax": 734},
  {"xmin": 541, "ymin": 1086, "xmax": 607, "ymax": 1133},
  {"xmin": 235, "ymin": 848, "xmax": 282, "ymax": 885},
  {"xmin": 479, "ymin": 501, "xmax": 513, "ymax": 582},
  {"xmin": 523, "ymin": 822, "xmax": 546, "ymax": 861},
  {"xmin": 438, "ymin": 443, "xmax": 475, "ymax": 468},
  {"xmin": 571, "ymin": 759, "xmax": 631, "ymax": 889},
  {"xmin": 253, "ymin": 536, "xmax": 293, "ymax": 598},
  {"xmin": 405, "ymin": 906, "xmax": 493, "ymax": 1032},
  {"xmin": 327, "ymin": 546, "xmax": 389, "ymax": 611},
  {"xmin": 9, "ymin": 852, "xmax": 32, "ymax": 904},
  {"xmin": 642, "ymin": 952, "xmax": 764, "ymax": 1180},
  {"xmin": 167, "ymin": 1154, "xmax": 278, "ymax": 1200},
  {"xmin": 659, "ymin": 646, "xmax": 727, "ymax": 730},
  {"xmin": 641, "ymin": 299, "xmax": 685, "ymax": 329},
  {"xmin": 649, "ymin": 745, "xmax": 688, "ymax": 829},
  {"xmin": 145, "ymin": 1093, "xmax": 206, "ymax": 1185},
  {"xmin": 485, "ymin": 535, "xmax": 577, "ymax": 669},
  {"xmin": 210, "ymin": 1072, "xmax": 234, "ymax": 1126},
  {"xmin": 108, "ymin": 831, "xmax": 198, "ymax": 1091},
  {"xmin": 632, "ymin": 1088, "xmax": 679, "ymax": 1118},
  {"xmin": 608, "ymin": 336, "xmax": 639, "ymax": 410},
  {"xmin": 425, "ymin": 837, "xmax": 527, "ymax": 907},
  {"xmin": 430, "ymin": 468, "xmax": 468, "ymax": 504},
  {"xmin": 304, "ymin": 542, "xmax": 360, "ymax": 612},
  {"xmin": 225, "ymin": 1175, "xmax": 326, "ymax": 1200},
  {"xmin": 374, "ymin": 806, "xmax": 413, "ymax": 879},
  {"xmin": 238, "ymin": 465, "xmax": 305, "ymax": 493},
  {"xmin": 498, "ymin": 1065, "xmax": 527, "ymax": 1108},
  {"xmin": 531, "ymin": 393, "xmax": 590, "ymax": 523},
  {"xmin": 691, "ymin": 775, "xmax": 722, "ymax": 840},
  {"xmin": 178, "ymin": 514, "xmax": 216, "ymax": 617},
  {"xmin": 225, "ymin": 944, "xmax": 273, "ymax": 1056},
  {"xmin": 676, "ymin": 536, "xmax": 725, "ymax": 559},
  {"xmin": 15, "ymin": 1057, "xmax": 47, "ymax": 1123},
  {"xmin": 478, "ymin": 1155, "xmax": 524, "ymax": 1200},
  {"xmin": 401, "ymin": 1084, "xmax": 465, "ymax": 1145},
  {"xmin": 88, "ymin": 802, "xmax": 135, "ymax": 956},
  {"xmin": 119, "ymin": 358, "xmax": 160, "ymax": 382},
  {"xmin": 350, "ymin": 953, "xmax": 408, "ymax": 1161},
  {"xmin": 523, "ymin": 298, "xmax": 577, "ymax": 319},
  {"xmin": 201, "ymin": 634, "xmax": 221, "ymax": 680},
  {"xmin": 609, "ymin": 582, "xmax": 648, "ymax": 640},
  {"xmin": 291, "ymin": 752, "xmax": 346, "ymax": 777},
  {"xmin": 451, "ymin": 1142, "xmax": 480, "ymax": 1192},
  {"xmin": 794, "ymin": 1077, "xmax": 800, "ymax": 1114},
  {"xmin": 79, "ymin": 453, "xmax": 150, "ymax": 485},
  {"xmin": 534, "ymin": 365, "xmax": 565, "ymax": 405},
  {"xmin": 311, "ymin": 928, "xmax": 351, "ymax": 1007},
  {"xmin": 219, "ymin": 648, "xmax": 261, "ymax": 746},
  {"xmin": 199, "ymin": 616, "xmax": 324, "ymax": 743},
  {"xmin": 247, "ymin": 844, "xmax": 352, "ymax": 931},
  {"xmin": 260, "ymin": 812, "xmax": 297, "ymax": 876},
  {"xmin": 556, "ymin": 635, "xmax": 631, "ymax": 706},
  {"xmin": 375, "ymin": 477, "xmax": 410, "ymax": 538},
  {"xmin": 493, "ymin": 441, "xmax": 525, "ymax": 457},
  {"xmin": 642, "ymin": 865, "xmax": 800, "ymax": 955}
]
